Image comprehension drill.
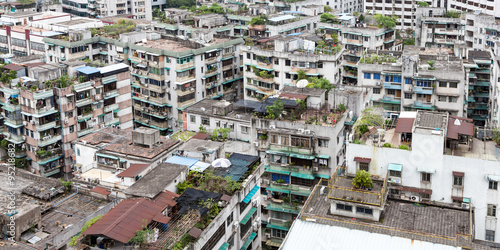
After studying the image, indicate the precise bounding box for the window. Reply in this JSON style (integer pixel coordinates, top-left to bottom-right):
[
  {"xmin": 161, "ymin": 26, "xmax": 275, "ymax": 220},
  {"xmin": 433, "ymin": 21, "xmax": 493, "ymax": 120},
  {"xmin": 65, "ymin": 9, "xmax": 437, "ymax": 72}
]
[
  {"xmin": 241, "ymin": 126, "xmax": 249, "ymax": 134},
  {"xmin": 373, "ymin": 73, "xmax": 380, "ymax": 80},
  {"xmin": 336, "ymin": 203, "xmax": 353, "ymax": 212},
  {"xmin": 449, "ymin": 97, "xmax": 457, "ymax": 103},
  {"xmin": 404, "ymin": 93, "xmax": 412, "ymax": 99},
  {"xmin": 291, "ymin": 176, "xmax": 313, "ymax": 187},
  {"xmin": 488, "ymin": 204, "xmax": 497, "ymax": 217},
  {"xmin": 356, "ymin": 206, "xmax": 373, "ymax": 215},
  {"xmin": 453, "ymin": 176, "xmax": 463, "ymax": 186},
  {"xmin": 486, "ymin": 230, "xmax": 495, "ymax": 241},
  {"xmin": 285, "ymin": 60, "xmax": 291, "ymax": 66},
  {"xmin": 272, "ymin": 229, "xmax": 287, "ymax": 238},
  {"xmin": 359, "ymin": 162, "xmax": 369, "ymax": 171},
  {"xmin": 405, "ymin": 78, "xmax": 412, "ymax": 84},
  {"xmin": 421, "ymin": 173, "xmax": 431, "ymax": 182},
  {"xmin": 201, "ymin": 118, "xmax": 210, "ymax": 126},
  {"xmin": 438, "ymin": 96, "xmax": 447, "ymax": 102},
  {"xmin": 190, "ymin": 115, "xmax": 196, "ymax": 123},
  {"xmin": 439, "ymin": 82, "xmax": 447, "ymax": 87},
  {"xmin": 389, "ymin": 170, "xmax": 401, "ymax": 178},
  {"xmin": 489, "ymin": 181, "xmax": 498, "ymax": 190},
  {"xmin": 364, "ymin": 73, "xmax": 371, "ymax": 79},
  {"xmin": 318, "ymin": 139, "xmax": 328, "ymax": 147},
  {"xmin": 449, "ymin": 82, "xmax": 458, "ymax": 88},
  {"xmin": 285, "ymin": 73, "xmax": 290, "ymax": 79},
  {"xmin": 387, "ymin": 89, "xmax": 396, "ymax": 95},
  {"xmin": 77, "ymin": 148, "xmax": 80, "ymax": 156}
]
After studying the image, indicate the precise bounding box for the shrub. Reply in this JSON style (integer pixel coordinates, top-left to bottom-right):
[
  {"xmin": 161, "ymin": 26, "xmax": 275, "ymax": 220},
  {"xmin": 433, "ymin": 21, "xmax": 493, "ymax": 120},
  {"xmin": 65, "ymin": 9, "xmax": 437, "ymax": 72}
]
[
  {"xmin": 352, "ymin": 170, "xmax": 373, "ymax": 189},
  {"xmin": 398, "ymin": 145, "xmax": 409, "ymax": 150},
  {"xmin": 382, "ymin": 143, "xmax": 392, "ymax": 148}
]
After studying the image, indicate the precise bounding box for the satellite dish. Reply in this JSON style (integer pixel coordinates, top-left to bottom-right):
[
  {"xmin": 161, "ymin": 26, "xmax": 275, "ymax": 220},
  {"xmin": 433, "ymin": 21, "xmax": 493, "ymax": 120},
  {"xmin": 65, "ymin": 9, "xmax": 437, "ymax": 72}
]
[
  {"xmin": 296, "ymin": 79, "xmax": 308, "ymax": 88},
  {"xmin": 454, "ymin": 119, "xmax": 461, "ymax": 126}
]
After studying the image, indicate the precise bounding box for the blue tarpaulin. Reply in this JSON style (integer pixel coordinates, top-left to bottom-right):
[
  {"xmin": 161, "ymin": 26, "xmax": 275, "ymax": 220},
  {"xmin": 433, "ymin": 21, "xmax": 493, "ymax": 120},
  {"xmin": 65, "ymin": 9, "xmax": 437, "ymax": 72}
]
[
  {"xmin": 216, "ymin": 153, "xmax": 259, "ymax": 182},
  {"xmin": 165, "ymin": 156, "xmax": 199, "ymax": 168},
  {"xmin": 76, "ymin": 66, "xmax": 100, "ymax": 75},
  {"xmin": 242, "ymin": 185, "xmax": 260, "ymax": 203}
]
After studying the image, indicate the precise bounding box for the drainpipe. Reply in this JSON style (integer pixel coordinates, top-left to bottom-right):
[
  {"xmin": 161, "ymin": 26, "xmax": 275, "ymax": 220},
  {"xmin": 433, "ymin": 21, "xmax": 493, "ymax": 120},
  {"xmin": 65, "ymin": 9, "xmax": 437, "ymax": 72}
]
[{"xmin": 52, "ymin": 186, "xmax": 78, "ymax": 208}]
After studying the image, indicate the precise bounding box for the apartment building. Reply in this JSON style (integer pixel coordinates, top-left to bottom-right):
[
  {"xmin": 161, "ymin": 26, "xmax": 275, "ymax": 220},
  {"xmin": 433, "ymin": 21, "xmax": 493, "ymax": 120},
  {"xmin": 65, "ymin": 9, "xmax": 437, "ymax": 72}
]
[
  {"xmin": 247, "ymin": 15, "xmax": 321, "ymax": 37},
  {"xmin": 320, "ymin": 23, "xmax": 397, "ymax": 85},
  {"xmin": 0, "ymin": 63, "xmax": 133, "ymax": 178},
  {"xmin": 464, "ymin": 50, "xmax": 492, "ymax": 126},
  {"xmin": 448, "ymin": 0, "xmax": 500, "ymax": 19},
  {"xmin": 463, "ymin": 12, "xmax": 500, "ymax": 51},
  {"xmin": 358, "ymin": 47, "xmax": 466, "ymax": 116},
  {"xmin": 242, "ymin": 33, "xmax": 343, "ymax": 101},
  {"xmin": 345, "ymin": 110, "xmax": 500, "ymax": 243},
  {"xmin": 63, "ymin": 0, "xmax": 152, "ymax": 20},
  {"xmin": 415, "ymin": 7, "xmax": 466, "ymax": 49},
  {"xmin": 183, "ymin": 99, "xmax": 253, "ymax": 142},
  {"xmin": 364, "ymin": 0, "xmax": 445, "ymax": 30},
  {"xmin": 250, "ymin": 106, "xmax": 347, "ymax": 248},
  {"xmin": 492, "ymin": 57, "xmax": 500, "ymax": 129},
  {"xmin": 43, "ymin": 23, "xmax": 245, "ymax": 135}
]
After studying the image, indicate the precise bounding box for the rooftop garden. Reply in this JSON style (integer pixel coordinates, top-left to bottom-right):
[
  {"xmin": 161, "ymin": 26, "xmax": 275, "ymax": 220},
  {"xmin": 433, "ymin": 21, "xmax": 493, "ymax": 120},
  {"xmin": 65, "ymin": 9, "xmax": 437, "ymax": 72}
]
[
  {"xmin": 320, "ymin": 13, "xmax": 340, "ymax": 24},
  {"xmin": 187, "ymin": 3, "xmax": 225, "ymax": 15},
  {"xmin": 249, "ymin": 16, "xmax": 267, "ymax": 26},
  {"xmin": 374, "ymin": 14, "xmax": 397, "ymax": 29},
  {"xmin": 359, "ymin": 53, "xmax": 398, "ymax": 64},
  {"xmin": 90, "ymin": 19, "xmax": 136, "ymax": 38},
  {"xmin": 171, "ymin": 130, "xmax": 196, "ymax": 141}
]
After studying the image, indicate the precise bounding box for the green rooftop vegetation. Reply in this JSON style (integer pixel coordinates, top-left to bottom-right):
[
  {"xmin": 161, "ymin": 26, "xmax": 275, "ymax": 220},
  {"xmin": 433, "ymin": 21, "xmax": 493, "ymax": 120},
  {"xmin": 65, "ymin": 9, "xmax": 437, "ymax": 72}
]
[
  {"xmin": 171, "ymin": 130, "xmax": 196, "ymax": 141},
  {"xmin": 359, "ymin": 53, "xmax": 398, "ymax": 64},
  {"xmin": 90, "ymin": 19, "xmax": 136, "ymax": 38}
]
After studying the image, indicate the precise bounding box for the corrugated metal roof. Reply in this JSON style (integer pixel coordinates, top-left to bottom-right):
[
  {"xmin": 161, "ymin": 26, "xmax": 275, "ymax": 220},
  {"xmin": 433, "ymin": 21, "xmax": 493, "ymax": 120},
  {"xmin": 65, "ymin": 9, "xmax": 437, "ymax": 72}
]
[
  {"xmin": 165, "ymin": 156, "xmax": 199, "ymax": 167},
  {"xmin": 116, "ymin": 164, "xmax": 149, "ymax": 177},
  {"xmin": 395, "ymin": 118, "xmax": 415, "ymax": 133},
  {"xmin": 447, "ymin": 117, "xmax": 473, "ymax": 140},
  {"xmin": 91, "ymin": 186, "xmax": 111, "ymax": 196},
  {"xmin": 281, "ymin": 220, "xmax": 461, "ymax": 250}
]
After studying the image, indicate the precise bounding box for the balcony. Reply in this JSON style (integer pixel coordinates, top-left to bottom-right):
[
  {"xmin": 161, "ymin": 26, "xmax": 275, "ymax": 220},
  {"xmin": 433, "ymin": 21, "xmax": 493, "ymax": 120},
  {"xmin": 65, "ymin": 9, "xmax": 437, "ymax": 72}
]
[
  {"xmin": 4, "ymin": 133, "xmax": 25, "ymax": 144},
  {"xmin": 76, "ymin": 97, "xmax": 93, "ymax": 107},
  {"xmin": 267, "ymin": 183, "xmax": 312, "ymax": 197},
  {"xmin": 33, "ymin": 90, "xmax": 54, "ymax": 100},
  {"xmin": 266, "ymin": 202, "xmax": 301, "ymax": 214},
  {"xmin": 104, "ymin": 90, "xmax": 119, "ymax": 99},
  {"xmin": 104, "ymin": 103, "xmax": 119, "ymax": 113},
  {"xmin": 38, "ymin": 134, "xmax": 62, "ymax": 147},
  {"xmin": 205, "ymin": 56, "xmax": 218, "ymax": 65},
  {"xmin": 77, "ymin": 113, "xmax": 93, "ymax": 122},
  {"xmin": 36, "ymin": 121, "xmax": 58, "ymax": 131},
  {"xmin": 77, "ymin": 127, "xmax": 94, "ymax": 137},
  {"xmin": 379, "ymin": 96, "xmax": 401, "ymax": 104},
  {"xmin": 176, "ymin": 61, "xmax": 195, "ymax": 71},
  {"xmin": 105, "ymin": 117, "xmax": 120, "ymax": 126},
  {"xmin": 412, "ymin": 101, "xmax": 434, "ymax": 110},
  {"xmin": 36, "ymin": 148, "xmax": 62, "ymax": 162},
  {"xmin": 102, "ymin": 75, "xmax": 117, "ymax": 85},
  {"xmin": 383, "ymin": 82, "xmax": 401, "ymax": 90},
  {"xmin": 268, "ymin": 144, "xmax": 313, "ymax": 156},
  {"xmin": 176, "ymin": 74, "xmax": 196, "ymax": 83}
]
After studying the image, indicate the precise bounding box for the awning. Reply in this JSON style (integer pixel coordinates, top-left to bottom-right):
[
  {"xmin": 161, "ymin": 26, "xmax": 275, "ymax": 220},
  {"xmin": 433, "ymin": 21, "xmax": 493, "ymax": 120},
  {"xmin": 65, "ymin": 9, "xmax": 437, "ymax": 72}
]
[
  {"xmin": 219, "ymin": 243, "xmax": 229, "ymax": 250},
  {"xmin": 240, "ymin": 232, "xmax": 257, "ymax": 250},
  {"xmin": 221, "ymin": 56, "xmax": 234, "ymax": 61},
  {"xmin": 313, "ymin": 173, "xmax": 331, "ymax": 179},
  {"xmin": 267, "ymin": 223, "xmax": 290, "ymax": 231},
  {"xmin": 290, "ymin": 172, "xmax": 314, "ymax": 180},
  {"xmin": 175, "ymin": 66, "xmax": 195, "ymax": 72},
  {"xmin": 353, "ymin": 157, "xmax": 371, "ymax": 163},
  {"xmin": 242, "ymin": 185, "xmax": 259, "ymax": 203},
  {"xmin": 417, "ymin": 166, "xmax": 436, "ymax": 174},
  {"xmin": 289, "ymin": 153, "xmax": 314, "ymax": 160},
  {"xmin": 266, "ymin": 150, "xmax": 289, "ymax": 156},
  {"xmin": 453, "ymin": 171, "xmax": 464, "ymax": 177},
  {"xmin": 240, "ymin": 207, "xmax": 257, "ymax": 225},
  {"xmin": 388, "ymin": 163, "xmax": 402, "ymax": 172},
  {"xmin": 96, "ymin": 153, "xmax": 119, "ymax": 160},
  {"xmin": 486, "ymin": 175, "xmax": 500, "ymax": 182},
  {"xmin": 316, "ymin": 154, "xmax": 330, "ymax": 159},
  {"xmin": 395, "ymin": 118, "xmax": 415, "ymax": 133},
  {"xmin": 267, "ymin": 186, "xmax": 290, "ymax": 194}
]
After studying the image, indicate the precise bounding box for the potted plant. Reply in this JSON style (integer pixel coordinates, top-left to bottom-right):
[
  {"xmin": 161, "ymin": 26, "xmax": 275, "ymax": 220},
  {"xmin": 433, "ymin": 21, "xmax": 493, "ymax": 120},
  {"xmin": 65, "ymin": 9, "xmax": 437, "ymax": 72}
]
[{"xmin": 352, "ymin": 170, "xmax": 373, "ymax": 190}]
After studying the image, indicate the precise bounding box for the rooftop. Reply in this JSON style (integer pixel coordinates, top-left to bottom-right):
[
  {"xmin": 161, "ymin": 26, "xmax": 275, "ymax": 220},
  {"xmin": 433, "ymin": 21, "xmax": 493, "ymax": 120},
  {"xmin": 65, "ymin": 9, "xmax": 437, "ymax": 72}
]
[
  {"xmin": 178, "ymin": 138, "xmax": 224, "ymax": 154},
  {"xmin": 282, "ymin": 85, "xmax": 326, "ymax": 97},
  {"xmin": 469, "ymin": 50, "xmax": 491, "ymax": 59},
  {"xmin": 116, "ymin": 163, "xmax": 150, "ymax": 178},
  {"xmin": 124, "ymin": 162, "xmax": 188, "ymax": 198},
  {"xmin": 185, "ymin": 99, "xmax": 252, "ymax": 121},
  {"xmin": 299, "ymin": 183, "xmax": 472, "ymax": 248},
  {"xmin": 78, "ymin": 127, "xmax": 180, "ymax": 159},
  {"xmin": 413, "ymin": 111, "xmax": 448, "ymax": 136}
]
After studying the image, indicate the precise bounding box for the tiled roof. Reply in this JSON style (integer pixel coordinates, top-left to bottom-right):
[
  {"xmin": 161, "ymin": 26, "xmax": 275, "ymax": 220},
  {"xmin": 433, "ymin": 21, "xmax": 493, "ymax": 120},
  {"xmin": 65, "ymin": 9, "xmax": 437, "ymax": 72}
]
[
  {"xmin": 447, "ymin": 116, "xmax": 473, "ymax": 140},
  {"xmin": 116, "ymin": 164, "xmax": 149, "ymax": 178},
  {"xmin": 394, "ymin": 118, "xmax": 414, "ymax": 133},
  {"xmin": 90, "ymin": 186, "xmax": 111, "ymax": 196}
]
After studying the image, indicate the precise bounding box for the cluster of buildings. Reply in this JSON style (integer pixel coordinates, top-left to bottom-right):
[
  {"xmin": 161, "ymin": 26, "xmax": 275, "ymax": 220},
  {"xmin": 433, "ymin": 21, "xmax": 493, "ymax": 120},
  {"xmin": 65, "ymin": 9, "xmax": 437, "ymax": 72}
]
[{"xmin": 1, "ymin": 1, "xmax": 500, "ymax": 250}]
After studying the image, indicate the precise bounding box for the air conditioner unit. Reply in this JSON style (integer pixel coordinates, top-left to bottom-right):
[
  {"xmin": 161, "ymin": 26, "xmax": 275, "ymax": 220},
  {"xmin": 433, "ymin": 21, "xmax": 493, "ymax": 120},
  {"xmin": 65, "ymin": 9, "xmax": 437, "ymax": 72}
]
[
  {"xmin": 106, "ymin": 93, "xmax": 111, "ymax": 97},
  {"xmin": 5, "ymin": 134, "xmax": 10, "ymax": 138},
  {"xmin": 233, "ymin": 221, "xmax": 239, "ymax": 230},
  {"xmin": 313, "ymin": 167, "xmax": 319, "ymax": 171},
  {"xmin": 34, "ymin": 121, "xmax": 39, "ymax": 125},
  {"xmin": 462, "ymin": 203, "xmax": 470, "ymax": 209},
  {"xmin": 30, "ymin": 120, "xmax": 35, "ymax": 124},
  {"xmin": 100, "ymin": 124, "xmax": 105, "ymax": 128},
  {"xmin": 262, "ymin": 179, "xmax": 270, "ymax": 185},
  {"xmin": 64, "ymin": 120, "xmax": 68, "ymax": 124},
  {"xmin": 265, "ymin": 233, "xmax": 270, "ymax": 238},
  {"xmin": 23, "ymin": 121, "xmax": 28, "ymax": 126},
  {"xmin": 269, "ymin": 125, "xmax": 276, "ymax": 129},
  {"xmin": 144, "ymin": 84, "xmax": 148, "ymax": 88},
  {"xmin": 252, "ymin": 199, "xmax": 258, "ymax": 207},
  {"xmin": 410, "ymin": 195, "xmax": 420, "ymax": 202},
  {"xmin": 388, "ymin": 177, "xmax": 401, "ymax": 184},
  {"xmin": 95, "ymin": 96, "xmax": 100, "ymax": 101},
  {"xmin": 254, "ymin": 142, "xmax": 259, "ymax": 147},
  {"xmin": 298, "ymin": 128, "xmax": 304, "ymax": 133},
  {"xmin": 375, "ymin": 82, "xmax": 381, "ymax": 86},
  {"xmin": 304, "ymin": 129, "xmax": 311, "ymax": 135},
  {"xmin": 77, "ymin": 116, "xmax": 83, "ymax": 120},
  {"xmin": 146, "ymin": 120, "xmax": 150, "ymax": 124}
]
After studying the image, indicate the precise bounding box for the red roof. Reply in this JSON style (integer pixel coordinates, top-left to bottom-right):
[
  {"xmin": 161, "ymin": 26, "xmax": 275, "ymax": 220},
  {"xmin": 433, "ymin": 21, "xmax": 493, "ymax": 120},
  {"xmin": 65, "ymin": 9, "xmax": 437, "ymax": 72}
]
[
  {"xmin": 3, "ymin": 64, "xmax": 24, "ymax": 71},
  {"xmin": 279, "ymin": 92, "xmax": 307, "ymax": 100},
  {"xmin": 447, "ymin": 117, "xmax": 473, "ymax": 140},
  {"xmin": 152, "ymin": 213, "xmax": 171, "ymax": 224},
  {"xmin": 353, "ymin": 157, "xmax": 371, "ymax": 164},
  {"xmin": 24, "ymin": 62, "xmax": 47, "ymax": 68},
  {"xmin": 84, "ymin": 198, "xmax": 168, "ymax": 243},
  {"xmin": 190, "ymin": 133, "xmax": 209, "ymax": 141},
  {"xmin": 116, "ymin": 164, "xmax": 149, "ymax": 177},
  {"xmin": 395, "ymin": 118, "xmax": 414, "ymax": 133},
  {"xmin": 154, "ymin": 190, "xmax": 179, "ymax": 207},
  {"xmin": 91, "ymin": 186, "xmax": 111, "ymax": 196}
]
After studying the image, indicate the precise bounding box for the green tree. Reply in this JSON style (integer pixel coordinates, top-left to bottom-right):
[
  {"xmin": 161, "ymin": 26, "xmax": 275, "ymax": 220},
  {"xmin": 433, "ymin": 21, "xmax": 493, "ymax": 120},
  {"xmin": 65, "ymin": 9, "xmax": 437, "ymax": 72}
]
[
  {"xmin": 0, "ymin": 69, "xmax": 17, "ymax": 85},
  {"xmin": 249, "ymin": 16, "xmax": 267, "ymax": 25},
  {"xmin": 129, "ymin": 219, "xmax": 154, "ymax": 247},
  {"xmin": 306, "ymin": 77, "xmax": 334, "ymax": 94},
  {"xmin": 352, "ymin": 170, "xmax": 373, "ymax": 189},
  {"xmin": 297, "ymin": 70, "xmax": 306, "ymax": 80},
  {"xmin": 266, "ymin": 100, "xmax": 284, "ymax": 119},
  {"xmin": 353, "ymin": 107, "xmax": 385, "ymax": 137},
  {"xmin": 359, "ymin": 14, "xmax": 365, "ymax": 22},
  {"xmin": 69, "ymin": 215, "xmax": 102, "ymax": 247},
  {"xmin": 493, "ymin": 129, "xmax": 500, "ymax": 145},
  {"xmin": 374, "ymin": 14, "xmax": 397, "ymax": 29},
  {"xmin": 324, "ymin": 5, "xmax": 332, "ymax": 12},
  {"xmin": 60, "ymin": 179, "xmax": 73, "ymax": 192},
  {"xmin": 320, "ymin": 13, "xmax": 337, "ymax": 23},
  {"xmin": 417, "ymin": 1, "xmax": 429, "ymax": 7}
]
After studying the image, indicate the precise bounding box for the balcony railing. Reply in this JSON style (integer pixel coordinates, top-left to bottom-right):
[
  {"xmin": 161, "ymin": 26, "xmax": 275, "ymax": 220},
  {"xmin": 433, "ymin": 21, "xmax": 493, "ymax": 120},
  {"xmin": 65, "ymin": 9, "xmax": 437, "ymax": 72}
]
[
  {"xmin": 77, "ymin": 127, "xmax": 94, "ymax": 137},
  {"xmin": 104, "ymin": 103, "xmax": 119, "ymax": 113},
  {"xmin": 38, "ymin": 135, "xmax": 62, "ymax": 147},
  {"xmin": 36, "ymin": 121, "xmax": 58, "ymax": 132}
]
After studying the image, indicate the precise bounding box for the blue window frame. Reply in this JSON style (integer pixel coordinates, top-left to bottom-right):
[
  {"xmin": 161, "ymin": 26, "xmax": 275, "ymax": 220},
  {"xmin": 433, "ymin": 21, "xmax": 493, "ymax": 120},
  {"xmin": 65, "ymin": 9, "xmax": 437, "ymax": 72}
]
[
  {"xmin": 394, "ymin": 76, "xmax": 402, "ymax": 83},
  {"xmin": 373, "ymin": 73, "xmax": 381, "ymax": 80},
  {"xmin": 271, "ymin": 173, "xmax": 289, "ymax": 183},
  {"xmin": 364, "ymin": 73, "xmax": 371, "ymax": 79},
  {"xmin": 405, "ymin": 78, "xmax": 412, "ymax": 84}
]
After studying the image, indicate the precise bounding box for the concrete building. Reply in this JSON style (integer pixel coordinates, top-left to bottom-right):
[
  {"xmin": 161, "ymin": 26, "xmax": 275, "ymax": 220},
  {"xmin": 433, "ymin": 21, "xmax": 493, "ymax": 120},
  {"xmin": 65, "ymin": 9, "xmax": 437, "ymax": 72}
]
[
  {"xmin": 63, "ymin": 0, "xmax": 152, "ymax": 20},
  {"xmin": 464, "ymin": 50, "xmax": 492, "ymax": 126},
  {"xmin": 345, "ymin": 110, "xmax": 500, "ymax": 243},
  {"xmin": 415, "ymin": 7, "xmax": 466, "ymax": 49},
  {"xmin": 183, "ymin": 99, "xmax": 252, "ymax": 143},
  {"xmin": 357, "ymin": 47, "xmax": 466, "ymax": 117},
  {"xmin": 250, "ymin": 102, "xmax": 347, "ymax": 248},
  {"xmin": 463, "ymin": 12, "xmax": 500, "ymax": 51},
  {"xmin": 448, "ymin": 0, "xmax": 500, "ymax": 19},
  {"xmin": 44, "ymin": 25, "xmax": 245, "ymax": 134},
  {"xmin": 242, "ymin": 33, "xmax": 343, "ymax": 101},
  {"xmin": 73, "ymin": 127, "xmax": 181, "ymax": 185},
  {"xmin": 364, "ymin": 0, "xmax": 446, "ymax": 30}
]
